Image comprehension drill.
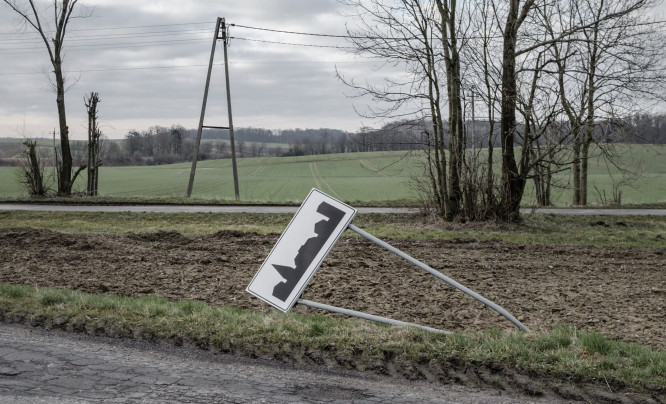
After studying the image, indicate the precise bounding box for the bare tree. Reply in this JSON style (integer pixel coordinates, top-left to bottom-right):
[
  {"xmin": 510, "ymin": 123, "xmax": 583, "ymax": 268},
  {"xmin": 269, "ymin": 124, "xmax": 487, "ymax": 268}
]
[
  {"xmin": 567, "ymin": 0, "xmax": 664, "ymax": 205},
  {"xmin": 341, "ymin": 0, "xmax": 471, "ymax": 219},
  {"xmin": 85, "ymin": 92, "xmax": 102, "ymax": 196},
  {"xmin": 2, "ymin": 0, "xmax": 87, "ymax": 196},
  {"xmin": 494, "ymin": 0, "xmax": 658, "ymax": 217},
  {"xmin": 17, "ymin": 139, "xmax": 49, "ymax": 196}
]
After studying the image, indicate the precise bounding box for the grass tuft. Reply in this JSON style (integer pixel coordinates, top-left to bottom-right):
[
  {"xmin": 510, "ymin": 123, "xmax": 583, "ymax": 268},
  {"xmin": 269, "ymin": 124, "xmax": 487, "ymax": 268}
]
[
  {"xmin": 581, "ymin": 331, "xmax": 616, "ymax": 356},
  {"xmin": 0, "ymin": 283, "xmax": 27, "ymax": 299}
]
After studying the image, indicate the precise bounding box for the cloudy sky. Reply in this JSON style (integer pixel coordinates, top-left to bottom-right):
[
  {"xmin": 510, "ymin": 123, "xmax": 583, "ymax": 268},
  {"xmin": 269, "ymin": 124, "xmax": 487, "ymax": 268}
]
[
  {"xmin": 0, "ymin": 0, "xmax": 395, "ymax": 140},
  {"xmin": 2, "ymin": 1, "xmax": 665, "ymax": 141}
]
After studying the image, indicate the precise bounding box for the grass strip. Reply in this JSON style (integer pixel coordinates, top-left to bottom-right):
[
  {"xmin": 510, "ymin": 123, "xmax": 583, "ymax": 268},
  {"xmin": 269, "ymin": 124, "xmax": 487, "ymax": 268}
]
[
  {"xmin": 0, "ymin": 195, "xmax": 418, "ymax": 208},
  {"xmin": 1, "ymin": 210, "xmax": 664, "ymax": 248},
  {"xmin": 0, "ymin": 282, "xmax": 663, "ymax": 396}
]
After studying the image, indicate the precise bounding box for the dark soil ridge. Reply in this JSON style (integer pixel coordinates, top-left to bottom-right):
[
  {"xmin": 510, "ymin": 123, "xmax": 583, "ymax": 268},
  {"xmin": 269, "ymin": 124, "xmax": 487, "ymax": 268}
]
[{"xmin": 0, "ymin": 309, "xmax": 661, "ymax": 404}]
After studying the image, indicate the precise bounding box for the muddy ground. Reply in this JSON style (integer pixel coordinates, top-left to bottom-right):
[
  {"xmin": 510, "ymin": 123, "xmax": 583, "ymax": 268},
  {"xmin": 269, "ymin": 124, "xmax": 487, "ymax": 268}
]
[{"xmin": 0, "ymin": 227, "xmax": 664, "ymax": 351}]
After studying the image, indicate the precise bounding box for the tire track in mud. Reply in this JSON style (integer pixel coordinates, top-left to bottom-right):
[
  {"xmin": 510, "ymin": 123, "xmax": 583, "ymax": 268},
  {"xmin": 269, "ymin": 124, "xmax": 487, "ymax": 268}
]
[
  {"xmin": 309, "ymin": 162, "xmax": 342, "ymax": 199},
  {"xmin": 360, "ymin": 159, "xmax": 388, "ymax": 176}
]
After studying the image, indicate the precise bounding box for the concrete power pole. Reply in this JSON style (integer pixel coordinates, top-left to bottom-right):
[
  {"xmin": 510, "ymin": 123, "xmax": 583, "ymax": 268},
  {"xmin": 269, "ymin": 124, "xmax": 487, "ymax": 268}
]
[
  {"xmin": 187, "ymin": 17, "xmax": 240, "ymax": 200},
  {"xmin": 222, "ymin": 19, "xmax": 240, "ymax": 201}
]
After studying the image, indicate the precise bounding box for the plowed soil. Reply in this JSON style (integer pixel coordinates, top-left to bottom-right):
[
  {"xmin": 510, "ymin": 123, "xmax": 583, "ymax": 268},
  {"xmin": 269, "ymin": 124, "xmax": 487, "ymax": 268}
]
[{"xmin": 0, "ymin": 228, "xmax": 664, "ymax": 350}]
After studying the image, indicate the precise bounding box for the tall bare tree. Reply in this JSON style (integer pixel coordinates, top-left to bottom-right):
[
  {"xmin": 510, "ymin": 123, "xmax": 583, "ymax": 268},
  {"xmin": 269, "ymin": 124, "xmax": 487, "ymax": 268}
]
[
  {"xmin": 85, "ymin": 92, "xmax": 102, "ymax": 196},
  {"xmin": 575, "ymin": 0, "xmax": 663, "ymax": 205},
  {"xmin": 341, "ymin": 0, "xmax": 476, "ymax": 219},
  {"xmin": 2, "ymin": 0, "xmax": 86, "ymax": 196}
]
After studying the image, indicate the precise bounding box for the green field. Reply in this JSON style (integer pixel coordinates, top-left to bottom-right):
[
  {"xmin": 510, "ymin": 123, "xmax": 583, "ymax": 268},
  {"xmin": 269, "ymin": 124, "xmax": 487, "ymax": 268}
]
[{"xmin": 1, "ymin": 145, "xmax": 665, "ymax": 206}]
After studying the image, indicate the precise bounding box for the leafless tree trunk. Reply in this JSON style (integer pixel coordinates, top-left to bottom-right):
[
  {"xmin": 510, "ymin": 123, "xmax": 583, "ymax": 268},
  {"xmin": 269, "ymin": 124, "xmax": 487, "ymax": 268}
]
[
  {"xmin": 2, "ymin": 0, "xmax": 86, "ymax": 196},
  {"xmin": 497, "ymin": 0, "xmax": 534, "ymax": 220},
  {"xmin": 85, "ymin": 92, "xmax": 102, "ymax": 196}
]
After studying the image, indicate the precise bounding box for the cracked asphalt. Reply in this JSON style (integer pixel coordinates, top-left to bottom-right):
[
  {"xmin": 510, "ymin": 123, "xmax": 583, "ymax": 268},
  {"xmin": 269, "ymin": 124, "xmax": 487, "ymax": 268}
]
[{"xmin": 0, "ymin": 324, "xmax": 558, "ymax": 403}]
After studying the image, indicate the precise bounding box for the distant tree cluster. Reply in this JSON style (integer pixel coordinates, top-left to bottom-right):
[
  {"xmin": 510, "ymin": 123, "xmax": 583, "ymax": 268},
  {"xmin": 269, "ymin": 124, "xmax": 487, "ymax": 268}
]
[
  {"xmin": 2, "ymin": 113, "xmax": 666, "ymax": 169},
  {"xmin": 102, "ymin": 125, "xmax": 424, "ymax": 165}
]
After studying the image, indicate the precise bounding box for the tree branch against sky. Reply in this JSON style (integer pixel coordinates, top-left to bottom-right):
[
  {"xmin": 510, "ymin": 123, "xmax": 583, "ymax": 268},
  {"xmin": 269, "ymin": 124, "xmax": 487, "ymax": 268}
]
[{"xmin": 2, "ymin": 0, "xmax": 84, "ymax": 196}]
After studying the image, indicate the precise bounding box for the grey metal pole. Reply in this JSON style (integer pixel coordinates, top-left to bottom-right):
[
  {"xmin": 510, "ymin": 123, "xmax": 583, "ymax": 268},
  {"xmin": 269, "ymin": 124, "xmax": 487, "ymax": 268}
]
[
  {"xmin": 222, "ymin": 19, "xmax": 240, "ymax": 201},
  {"xmin": 298, "ymin": 299, "xmax": 450, "ymax": 334},
  {"xmin": 187, "ymin": 17, "xmax": 222, "ymax": 198},
  {"xmin": 347, "ymin": 224, "xmax": 528, "ymax": 332}
]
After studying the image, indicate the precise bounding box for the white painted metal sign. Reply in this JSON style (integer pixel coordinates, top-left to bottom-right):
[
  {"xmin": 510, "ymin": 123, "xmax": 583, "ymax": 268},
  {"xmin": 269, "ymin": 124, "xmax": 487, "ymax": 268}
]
[{"xmin": 246, "ymin": 188, "xmax": 356, "ymax": 312}]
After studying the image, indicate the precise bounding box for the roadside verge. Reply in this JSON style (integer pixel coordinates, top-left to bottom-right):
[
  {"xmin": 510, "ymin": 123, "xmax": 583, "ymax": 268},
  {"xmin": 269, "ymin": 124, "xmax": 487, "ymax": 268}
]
[{"xmin": 0, "ymin": 283, "xmax": 663, "ymax": 403}]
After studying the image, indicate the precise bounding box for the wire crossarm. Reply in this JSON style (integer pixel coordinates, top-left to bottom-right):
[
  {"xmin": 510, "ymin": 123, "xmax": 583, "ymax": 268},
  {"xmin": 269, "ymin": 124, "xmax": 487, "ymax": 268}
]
[{"xmin": 346, "ymin": 224, "xmax": 528, "ymax": 332}]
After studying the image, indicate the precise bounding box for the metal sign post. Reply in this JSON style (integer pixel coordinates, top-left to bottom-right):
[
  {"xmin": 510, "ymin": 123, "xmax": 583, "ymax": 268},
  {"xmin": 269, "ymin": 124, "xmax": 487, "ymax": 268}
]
[{"xmin": 247, "ymin": 189, "xmax": 528, "ymax": 333}]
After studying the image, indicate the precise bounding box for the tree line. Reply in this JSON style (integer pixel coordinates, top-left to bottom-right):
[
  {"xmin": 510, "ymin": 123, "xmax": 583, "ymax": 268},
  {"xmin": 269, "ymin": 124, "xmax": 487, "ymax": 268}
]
[
  {"xmin": 4, "ymin": 111, "xmax": 664, "ymax": 169},
  {"xmin": 98, "ymin": 125, "xmax": 424, "ymax": 166},
  {"xmin": 90, "ymin": 112, "xmax": 666, "ymax": 167},
  {"xmin": 340, "ymin": 0, "xmax": 666, "ymax": 220}
]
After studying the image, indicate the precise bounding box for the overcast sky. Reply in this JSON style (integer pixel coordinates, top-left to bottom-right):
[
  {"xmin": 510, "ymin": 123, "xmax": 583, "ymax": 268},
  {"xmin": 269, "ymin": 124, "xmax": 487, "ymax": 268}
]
[
  {"xmin": 2, "ymin": 1, "xmax": 665, "ymax": 141},
  {"xmin": 0, "ymin": 0, "xmax": 397, "ymax": 140}
]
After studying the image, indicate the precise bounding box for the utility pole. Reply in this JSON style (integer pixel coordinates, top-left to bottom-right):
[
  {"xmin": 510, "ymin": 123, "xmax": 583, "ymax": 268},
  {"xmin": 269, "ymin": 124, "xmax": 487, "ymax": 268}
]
[
  {"xmin": 222, "ymin": 19, "xmax": 240, "ymax": 200},
  {"xmin": 187, "ymin": 17, "xmax": 240, "ymax": 200}
]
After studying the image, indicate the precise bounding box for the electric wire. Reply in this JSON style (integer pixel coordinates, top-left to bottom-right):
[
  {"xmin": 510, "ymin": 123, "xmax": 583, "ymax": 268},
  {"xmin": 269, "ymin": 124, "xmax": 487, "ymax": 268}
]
[
  {"xmin": 5, "ymin": 18, "xmax": 663, "ymax": 74},
  {"xmin": 231, "ymin": 36, "xmax": 354, "ymax": 50}
]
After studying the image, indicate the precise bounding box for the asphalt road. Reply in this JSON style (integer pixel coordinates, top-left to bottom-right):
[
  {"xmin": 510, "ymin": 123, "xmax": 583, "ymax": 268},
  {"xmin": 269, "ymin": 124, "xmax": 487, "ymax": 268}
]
[
  {"xmin": 0, "ymin": 324, "xmax": 558, "ymax": 404},
  {"xmin": 1, "ymin": 203, "xmax": 665, "ymax": 215}
]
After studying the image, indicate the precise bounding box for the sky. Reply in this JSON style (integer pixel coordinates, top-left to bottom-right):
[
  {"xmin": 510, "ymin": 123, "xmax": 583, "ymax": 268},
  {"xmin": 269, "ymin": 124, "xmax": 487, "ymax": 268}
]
[
  {"xmin": 1, "ymin": 1, "xmax": 665, "ymax": 141},
  {"xmin": 0, "ymin": 0, "xmax": 395, "ymax": 140}
]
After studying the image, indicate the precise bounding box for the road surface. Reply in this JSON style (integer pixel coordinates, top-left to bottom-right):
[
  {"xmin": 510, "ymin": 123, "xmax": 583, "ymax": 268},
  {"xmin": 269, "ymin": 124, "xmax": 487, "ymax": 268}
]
[
  {"xmin": 0, "ymin": 324, "xmax": 559, "ymax": 403},
  {"xmin": 0, "ymin": 203, "xmax": 665, "ymax": 215}
]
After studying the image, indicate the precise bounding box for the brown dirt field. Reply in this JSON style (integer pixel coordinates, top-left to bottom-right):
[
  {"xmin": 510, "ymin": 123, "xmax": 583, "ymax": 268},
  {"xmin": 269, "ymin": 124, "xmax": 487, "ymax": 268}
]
[{"xmin": 0, "ymin": 228, "xmax": 664, "ymax": 351}]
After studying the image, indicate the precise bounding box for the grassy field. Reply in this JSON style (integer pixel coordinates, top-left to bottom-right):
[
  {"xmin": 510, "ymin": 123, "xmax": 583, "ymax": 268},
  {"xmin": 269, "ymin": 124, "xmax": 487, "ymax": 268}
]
[{"xmin": 1, "ymin": 145, "xmax": 665, "ymax": 206}]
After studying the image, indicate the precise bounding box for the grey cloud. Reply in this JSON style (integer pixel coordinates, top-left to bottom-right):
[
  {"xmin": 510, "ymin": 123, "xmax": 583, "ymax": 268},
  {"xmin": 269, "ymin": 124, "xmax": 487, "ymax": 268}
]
[{"xmin": 0, "ymin": 0, "xmax": 380, "ymax": 139}]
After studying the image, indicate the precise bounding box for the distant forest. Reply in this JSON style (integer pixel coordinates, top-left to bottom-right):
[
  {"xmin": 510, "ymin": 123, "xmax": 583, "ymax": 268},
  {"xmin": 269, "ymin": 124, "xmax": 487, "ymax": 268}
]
[{"xmin": 1, "ymin": 112, "xmax": 665, "ymax": 167}]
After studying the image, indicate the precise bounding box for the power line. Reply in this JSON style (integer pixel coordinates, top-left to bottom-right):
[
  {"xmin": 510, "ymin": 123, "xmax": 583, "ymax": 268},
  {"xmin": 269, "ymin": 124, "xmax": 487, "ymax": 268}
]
[
  {"xmin": 0, "ymin": 58, "xmax": 372, "ymax": 75},
  {"xmin": 231, "ymin": 36, "xmax": 353, "ymax": 50},
  {"xmin": 0, "ymin": 63, "xmax": 216, "ymax": 76},
  {"xmin": 0, "ymin": 28, "xmax": 213, "ymax": 45},
  {"xmin": 231, "ymin": 24, "xmax": 352, "ymax": 39},
  {"xmin": 0, "ymin": 21, "xmax": 212, "ymax": 36},
  {"xmin": 0, "ymin": 38, "xmax": 210, "ymax": 54}
]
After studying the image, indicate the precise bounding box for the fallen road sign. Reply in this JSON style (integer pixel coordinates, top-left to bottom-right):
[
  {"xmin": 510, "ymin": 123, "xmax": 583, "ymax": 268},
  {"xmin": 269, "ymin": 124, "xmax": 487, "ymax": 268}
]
[{"xmin": 246, "ymin": 188, "xmax": 356, "ymax": 312}]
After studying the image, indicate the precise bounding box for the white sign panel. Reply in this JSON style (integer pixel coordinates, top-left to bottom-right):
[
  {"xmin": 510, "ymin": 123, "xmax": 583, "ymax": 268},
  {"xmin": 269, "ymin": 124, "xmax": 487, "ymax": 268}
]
[{"xmin": 246, "ymin": 188, "xmax": 356, "ymax": 312}]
